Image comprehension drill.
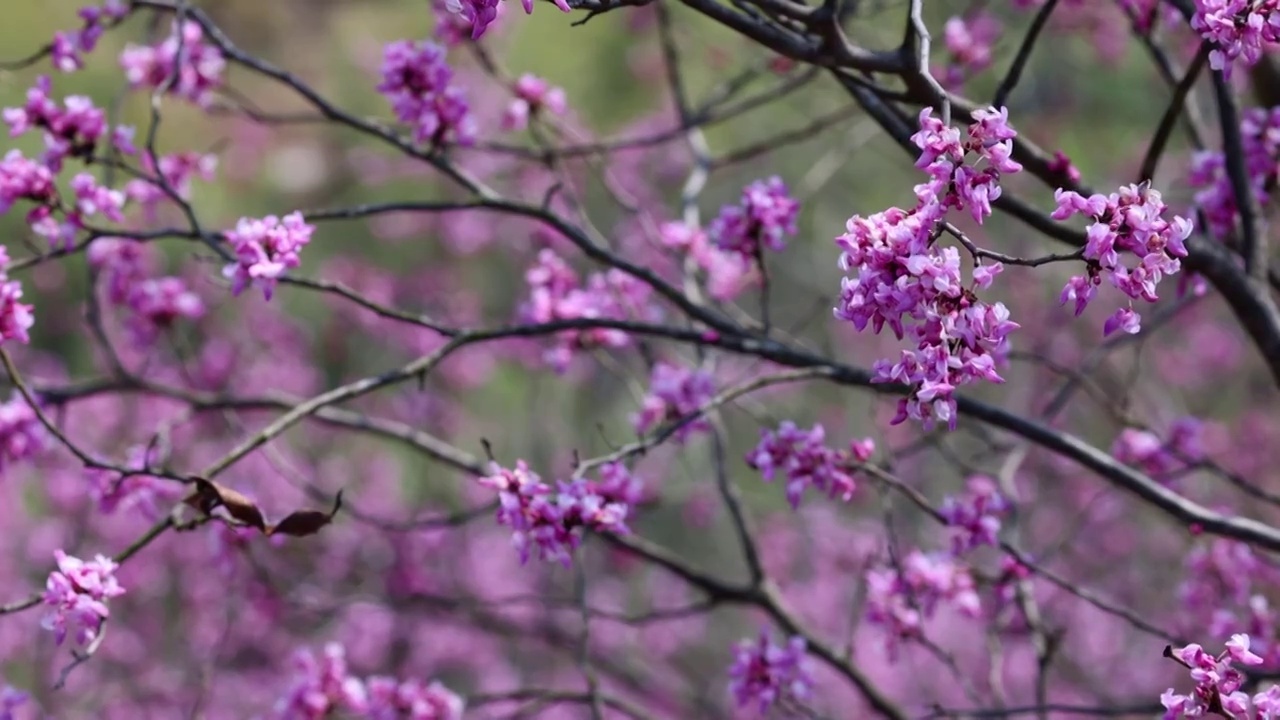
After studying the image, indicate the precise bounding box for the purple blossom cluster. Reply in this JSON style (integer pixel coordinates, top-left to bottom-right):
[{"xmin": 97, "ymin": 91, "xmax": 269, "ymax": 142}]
[
  {"xmin": 50, "ymin": 0, "xmax": 129, "ymax": 73},
  {"xmin": 1178, "ymin": 539, "xmax": 1280, "ymax": 667},
  {"xmin": 119, "ymin": 20, "xmax": 226, "ymax": 106},
  {"xmin": 377, "ymin": 40, "xmax": 477, "ymax": 147},
  {"xmin": 501, "ymin": 74, "xmax": 568, "ymax": 132},
  {"xmin": 0, "ymin": 249, "xmax": 34, "ymax": 347},
  {"xmin": 727, "ymin": 629, "xmax": 814, "ymax": 715},
  {"xmin": 85, "ymin": 445, "xmax": 180, "ymax": 520},
  {"xmin": 746, "ymin": 421, "xmax": 875, "ymax": 508},
  {"xmin": 631, "ymin": 361, "xmax": 716, "ymax": 442},
  {"xmin": 659, "ymin": 220, "xmax": 757, "ymax": 301},
  {"xmin": 939, "ymin": 475, "xmax": 1009, "ymax": 554},
  {"xmin": 937, "ymin": 14, "xmax": 1001, "ymax": 90},
  {"xmin": 1191, "ymin": 0, "xmax": 1280, "ymax": 76},
  {"xmin": 709, "ymin": 176, "xmax": 800, "ymax": 257},
  {"xmin": 89, "ymin": 237, "xmax": 205, "ymax": 344},
  {"xmin": 865, "ymin": 550, "xmax": 981, "ymax": 651},
  {"xmin": 273, "ymin": 643, "xmax": 463, "ymax": 720},
  {"xmin": 1191, "ymin": 106, "xmax": 1280, "ymax": 242},
  {"xmin": 0, "ymin": 687, "xmax": 25, "ymax": 720},
  {"xmin": 0, "ymin": 390, "xmax": 47, "ymax": 475},
  {"xmin": 1052, "ymin": 183, "xmax": 1191, "ymax": 336},
  {"xmin": 4, "ymin": 76, "xmax": 122, "ymax": 172},
  {"xmin": 441, "ymin": 0, "xmax": 570, "ymax": 41},
  {"xmin": 1162, "ymin": 635, "xmax": 1270, "ymax": 718},
  {"xmin": 124, "ymin": 151, "xmax": 218, "ymax": 220},
  {"xmin": 519, "ymin": 248, "xmax": 658, "ymax": 372},
  {"xmin": 223, "ymin": 212, "xmax": 315, "ymax": 301},
  {"xmin": 1111, "ymin": 417, "xmax": 1204, "ymax": 483},
  {"xmin": 477, "ymin": 460, "xmax": 640, "ymax": 566},
  {"xmin": 40, "ymin": 550, "xmax": 125, "ymax": 647},
  {"xmin": 835, "ymin": 107, "xmax": 1022, "ymax": 430}
]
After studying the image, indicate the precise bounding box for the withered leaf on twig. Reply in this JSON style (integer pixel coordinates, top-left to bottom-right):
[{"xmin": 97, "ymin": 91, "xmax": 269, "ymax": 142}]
[{"xmin": 184, "ymin": 478, "xmax": 343, "ymax": 538}]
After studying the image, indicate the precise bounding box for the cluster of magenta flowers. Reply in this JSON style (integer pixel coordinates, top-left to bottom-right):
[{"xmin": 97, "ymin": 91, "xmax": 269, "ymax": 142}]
[
  {"xmin": 519, "ymin": 248, "xmax": 658, "ymax": 372},
  {"xmin": 0, "ymin": 686, "xmax": 25, "ymax": 720},
  {"xmin": 1053, "ymin": 183, "xmax": 1191, "ymax": 337},
  {"xmin": 1111, "ymin": 417, "xmax": 1204, "ymax": 484},
  {"xmin": 49, "ymin": 0, "xmax": 128, "ymax": 73},
  {"xmin": 0, "ymin": 248, "xmax": 33, "ymax": 347},
  {"xmin": 746, "ymin": 421, "xmax": 875, "ymax": 509},
  {"xmin": 709, "ymin": 176, "xmax": 800, "ymax": 257},
  {"xmin": 631, "ymin": 361, "xmax": 717, "ymax": 442},
  {"xmin": 85, "ymin": 445, "xmax": 179, "ymax": 520},
  {"xmin": 125, "ymin": 151, "xmax": 218, "ymax": 220},
  {"xmin": 1178, "ymin": 538, "xmax": 1280, "ymax": 668},
  {"xmin": 89, "ymin": 237, "xmax": 205, "ymax": 345},
  {"xmin": 658, "ymin": 220, "xmax": 756, "ymax": 301},
  {"xmin": 40, "ymin": 550, "xmax": 125, "ymax": 647},
  {"xmin": 477, "ymin": 460, "xmax": 641, "ymax": 566},
  {"xmin": 1191, "ymin": 105, "xmax": 1280, "ymax": 242},
  {"xmin": 1191, "ymin": 0, "xmax": 1280, "ymax": 76},
  {"xmin": 835, "ymin": 107, "xmax": 1022, "ymax": 430},
  {"xmin": 727, "ymin": 629, "xmax": 814, "ymax": 715},
  {"xmin": 501, "ymin": 74, "xmax": 567, "ymax": 132},
  {"xmin": 939, "ymin": 474, "xmax": 1009, "ymax": 554},
  {"xmin": 937, "ymin": 13, "xmax": 1001, "ymax": 90},
  {"xmin": 377, "ymin": 40, "xmax": 476, "ymax": 147},
  {"xmin": 1162, "ymin": 635, "xmax": 1276, "ymax": 718},
  {"xmin": 223, "ymin": 212, "xmax": 315, "ymax": 301},
  {"xmin": 273, "ymin": 643, "xmax": 463, "ymax": 720},
  {"xmin": 119, "ymin": 20, "xmax": 226, "ymax": 106},
  {"xmin": 0, "ymin": 390, "xmax": 47, "ymax": 475},
  {"xmin": 864, "ymin": 550, "xmax": 982, "ymax": 653},
  {"xmin": 2, "ymin": 77, "xmax": 135, "ymax": 249},
  {"xmin": 442, "ymin": 0, "xmax": 570, "ymax": 41}
]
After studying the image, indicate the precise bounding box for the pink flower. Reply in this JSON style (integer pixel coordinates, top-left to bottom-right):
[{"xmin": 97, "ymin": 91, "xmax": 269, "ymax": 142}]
[
  {"xmin": 119, "ymin": 20, "xmax": 225, "ymax": 106},
  {"xmin": 710, "ymin": 176, "xmax": 800, "ymax": 256},
  {"xmin": 747, "ymin": 421, "xmax": 871, "ymax": 508},
  {"xmin": 501, "ymin": 74, "xmax": 568, "ymax": 132},
  {"xmin": 632, "ymin": 362, "xmax": 716, "ymax": 441},
  {"xmin": 40, "ymin": 550, "xmax": 125, "ymax": 646},
  {"xmin": 940, "ymin": 475, "xmax": 1009, "ymax": 554},
  {"xmin": 727, "ymin": 629, "xmax": 814, "ymax": 714},
  {"xmin": 223, "ymin": 212, "xmax": 314, "ymax": 300},
  {"xmin": 377, "ymin": 40, "xmax": 476, "ymax": 147}
]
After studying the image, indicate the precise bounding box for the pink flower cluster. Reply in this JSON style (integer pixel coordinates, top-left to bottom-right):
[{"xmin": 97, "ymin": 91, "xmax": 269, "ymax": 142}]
[
  {"xmin": 85, "ymin": 445, "xmax": 181, "ymax": 519},
  {"xmin": 501, "ymin": 74, "xmax": 567, "ymax": 132},
  {"xmin": 1162, "ymin": 635, "xmax": 1268, "ymax": 718},
  {"xmin": 1191, "ymin": 106, "xmax": 1280, "ymax": 242},
  {"xmin": 727, "ymin": 629, "xmax": 814, "ymax": 715},
  {"xmin": 443, "ymin": 0, "xmax": 570, "ymax": 41},
  {"xmin": 0, "ymin": 249, "xmax": 34, "ymax": 347},
  {"xmin": 709, "ymin": 176, "xmax": 800, "ymax": 257},
  {"xmin": 659, "ymin": 220, "xmax": 757, "ymax": 301},
  {"xmin": 1111, "ymin": 417, "xmax": 1204, "ymax": 483},
  {"xmin": 478, "ymin": 461, "xmax": 640, "ymax": 566},
  {"xmin": 4, "ymin": 76, "xmax": 122, "ymax": 172},
  {"xmin": 125, "ymin": 151, "xmax": 218, "ymax": 220},
  {"xmin": 865, "ymin": 550, "xmax": 981, "ymax": 650},
  {"xmin": 50, "ymin": 0, "xmax": 129, "ymax": 73},
  {"xmin": 1191, "ymin": 0, "xmax": 1280, "ymax": 77},
  {"xmin": 223, "ymin": 212, "xmax": 315, "ymax": 301},
  {"xmin": 120, "ymin": 20, "xmax": 226, "ymax": 106},
  {"xmin": 937, "ymin": 14, "xmax": 1001, "ymax": 90},
  {"xmin": 40, "ymin": 550, "xmax": 125, "ymax": 647},
  {"xmin": 1052, "ymin": 183, "xmax": 1191, "ymax": 337},
  {"xmin": 939, "ymin": 475, "xmax": 1009, "ymax": 554},
  {"xmin": 89, "ymin": 237, "xmax": 205, "ymax": 344},
  {"xmin": 631, "ymin": 362, "xmax": 716, "ymax": 442},
  {"xmin": 274, "ymin": 643, "xmax": 463, "ymax": 720},
  {"xmin": 746, "ymin": 421, "xmax": 874, "ymax": 508},
  {"xmin": 519, "ymin": 249, "xmax": 658, "ymax": 372},
  {"xmin": 0, "ymin": 390, "xmax": 47, "ymax": 475},
  {"xmin": 0, "ymin": 686, "xmax": 25, "ymax": 720},
  {"xmin": 1178, "ymin": 539, "xmax": 1280, "ymax": 666},
  {"xmin": 377, "ymin": 40, "xmax": 476, "ymax": 147},
  {"xmin": 835, "ymin": 107, "xmax": 1022, "ymax": 430}
]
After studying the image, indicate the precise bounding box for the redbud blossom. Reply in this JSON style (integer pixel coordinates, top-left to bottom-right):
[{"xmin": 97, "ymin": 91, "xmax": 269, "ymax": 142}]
[
  {"xmin": 119, "ymin": 20, "xmax": 226, "ymax": 106},
  {"xmin": 727, "ymin": 629, "xmax": 814, "ymax": 715},
  {"xmin": 41, "ymin": 550, "xmax": 125, "ymax": 647},
  {"xmin": 50, "ymin": 0, "xmax": 129, "ymax": 72},
  {"xmin": 224, "ymin": 212, "xmax": 315, "ymax": 301},
  {"xmin": 502, "ymin": 74, "xmax": 567, "ymax": 132},
  {"xmin": 709, "ymin": 176, "xmax": 800, "ymax": 257},
  {"xmin": 632, "ymin": 362, "xmax": 716, "ymax": 442},
  {"xmin": 377, "ymin": 40, "xmax": 477, "ymax": 147},
  {"xmin": 747, "ymin": 421, "xmax": 873, "ymax": 508}
]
